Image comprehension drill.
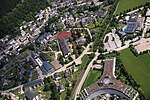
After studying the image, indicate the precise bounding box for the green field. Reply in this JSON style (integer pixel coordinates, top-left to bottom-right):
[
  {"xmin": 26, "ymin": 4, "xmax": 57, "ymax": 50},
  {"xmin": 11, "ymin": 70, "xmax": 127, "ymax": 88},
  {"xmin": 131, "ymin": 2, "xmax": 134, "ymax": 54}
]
[
  {"xmin": 120, "ymin": 49, "xmax": 150, "ymax": 99},
  {"xmin": 115, "ymin": 0, "xmax": 150, "ymax": 15},
  {"xmin": 82, "ymin": 69, "xmax": 102, "ymax": 89}
]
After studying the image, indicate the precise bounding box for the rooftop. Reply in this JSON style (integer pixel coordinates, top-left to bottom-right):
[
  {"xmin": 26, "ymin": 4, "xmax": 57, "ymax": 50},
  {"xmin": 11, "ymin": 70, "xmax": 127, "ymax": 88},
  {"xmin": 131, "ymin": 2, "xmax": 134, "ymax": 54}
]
[
  {"xmin": 59, "ymin": 38, "xmax": 70, "ymax": 56},
  {"xmin": 80, "ymin": 58, "xmax": 138, "ymax": 100},
  {"xmin": 57, "ymin": 32, "xmax": 72, "ymax": 39},
  {"xmin": 23, "ymin": 79, "xmax": 43, "ymax": 89},
  {"xmin": 25, "ymin": 91, "xmax": 37, "ymax": 99}
]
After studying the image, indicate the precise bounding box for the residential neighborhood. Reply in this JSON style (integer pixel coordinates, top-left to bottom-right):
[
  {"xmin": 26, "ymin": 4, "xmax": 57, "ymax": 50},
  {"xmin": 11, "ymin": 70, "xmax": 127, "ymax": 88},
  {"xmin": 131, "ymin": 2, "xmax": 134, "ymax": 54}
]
[{"xmin": 0, "ymin": 0, "xmax": 150, "ymax": 100}]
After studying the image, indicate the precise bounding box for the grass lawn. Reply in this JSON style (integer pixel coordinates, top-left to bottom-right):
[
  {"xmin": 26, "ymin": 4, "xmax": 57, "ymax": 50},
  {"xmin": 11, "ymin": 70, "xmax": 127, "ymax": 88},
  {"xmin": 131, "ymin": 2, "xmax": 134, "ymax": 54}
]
[
  {"xmin": 115, "ymin": 0, "xmax": 150, "ymax": 15},
  {"xmin": 120, "ymin": 48, "xmax": 150, "ymax": 99},
  {"xmin": 82, "ymin": 69, "xmax": 102, "ymax": 89},
  {"xmin": 61, "ymin": 90, "xmax": 67, "ymax": 100},
  {"xmin": 73, "ymin": 55, "xmax": 89, "ymax": 78},
  {"xmin": 87, "ymin": 22, "xmax": 95, "ymax": 29}
]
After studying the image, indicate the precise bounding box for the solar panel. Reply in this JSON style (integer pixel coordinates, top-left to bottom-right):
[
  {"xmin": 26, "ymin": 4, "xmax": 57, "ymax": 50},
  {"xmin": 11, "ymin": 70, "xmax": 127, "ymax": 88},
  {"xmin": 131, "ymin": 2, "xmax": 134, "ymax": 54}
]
[{"xmin": 124, "ymin": 23, "xmax": 138, "ymax": 33}]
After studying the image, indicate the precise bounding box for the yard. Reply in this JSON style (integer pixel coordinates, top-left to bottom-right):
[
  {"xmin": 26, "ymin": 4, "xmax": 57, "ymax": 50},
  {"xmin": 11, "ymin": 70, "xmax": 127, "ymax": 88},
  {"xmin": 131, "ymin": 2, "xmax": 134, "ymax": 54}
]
[
  {"xmin": 82, "ymin": 69, "xmax": 102, "ymax": 89},
  {"xmin": 115, "ymin": 0, "xmax": 150, "ymax": 15},
  {"xmin": 120, "ymin": 48, "xmax": 150, "ymax": 99}
]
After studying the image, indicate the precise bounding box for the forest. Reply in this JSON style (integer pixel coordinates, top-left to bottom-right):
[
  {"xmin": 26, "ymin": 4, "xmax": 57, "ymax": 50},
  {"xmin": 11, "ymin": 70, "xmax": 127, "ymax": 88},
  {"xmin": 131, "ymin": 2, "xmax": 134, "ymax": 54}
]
[
  {"xmin": 0, "ymin": 0, "xmax": 21, "ymax": 18},
  {"xmin": 0, "ymin": 0, "xmax": 50, "ymax": 39}
]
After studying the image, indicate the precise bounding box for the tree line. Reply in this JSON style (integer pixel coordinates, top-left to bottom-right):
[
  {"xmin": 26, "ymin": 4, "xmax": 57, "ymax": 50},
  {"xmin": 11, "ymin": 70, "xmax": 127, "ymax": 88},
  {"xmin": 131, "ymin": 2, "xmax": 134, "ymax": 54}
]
[{"xmin": 0, "ymin": 0, "xmax": 50, "ymax": 39}]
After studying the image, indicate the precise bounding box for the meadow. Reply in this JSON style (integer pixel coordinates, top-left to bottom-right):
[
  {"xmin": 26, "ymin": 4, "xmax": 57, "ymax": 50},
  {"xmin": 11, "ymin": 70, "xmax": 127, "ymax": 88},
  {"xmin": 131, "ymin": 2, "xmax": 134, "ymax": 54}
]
[
  {"xmin": 115, "ymin": 0, "xmax": 150, "ymax": 15},
  {"xmin": 82, "ymin": 69, "xmax": 102, "ymax": 89},
  {"xmin": 120, "ymin": 48, "xmax": 150, "ymax": 99}
]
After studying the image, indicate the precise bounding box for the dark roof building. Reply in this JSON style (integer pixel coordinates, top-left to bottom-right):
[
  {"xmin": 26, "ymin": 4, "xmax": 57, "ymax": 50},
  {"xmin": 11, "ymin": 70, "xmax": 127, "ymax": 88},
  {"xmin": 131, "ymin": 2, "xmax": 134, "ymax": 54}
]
[
  {"xmin": 54, "ymin": 72, "xmax": 61, "ymax": 80},
  {"xmin": 97, "ymin": 10, "xmax": 105, "ymax": 18},
  {"xmin": 40, "ymin": 61, "xmax": 53, "ymax": 75},
  {"xmin": 59, "ymin": 38, "xmax": 71, "ymax": 57},
  {"xmin": 43, "ymin": 61, "xmax": 53, "ymax": 72},
  {"xmin": 25, "ymin": 91, "xmax": 38, "ymax": 100},
  {"xmin": 23, "ymin": 79, "xmax": 43, "ymax": 89},
  {"xmin": 58, "ymin": 85, "xmax": 65, "ymax": 93},
  {"xmin": 57, "ymin": 32, "xmax": 71, "ymax": 57},
  {"xmin": 39, "ymin": 53, "xmax": 48, "ymax": 61}
]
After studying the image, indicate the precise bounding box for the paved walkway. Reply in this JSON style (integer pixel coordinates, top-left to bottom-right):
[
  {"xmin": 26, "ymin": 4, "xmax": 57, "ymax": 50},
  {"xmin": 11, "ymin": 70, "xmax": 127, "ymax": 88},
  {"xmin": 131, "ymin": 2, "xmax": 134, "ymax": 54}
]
[{"xmin": 74, "ymin": 51, "xmax": 100, "ymax": 99}]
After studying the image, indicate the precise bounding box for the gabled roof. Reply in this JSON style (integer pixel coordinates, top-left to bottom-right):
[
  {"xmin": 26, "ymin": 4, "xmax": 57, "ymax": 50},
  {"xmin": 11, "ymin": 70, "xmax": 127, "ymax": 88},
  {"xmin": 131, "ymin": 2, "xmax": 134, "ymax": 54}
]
[
  {"xmin": 23, "ymin": 79, "xmax": 43, "ymax": 89},
  {"xmin": 43, "ymin": 61, "xmax": 53, "ymax": 72},
  {"xmin": 40, "ymin": 53, "xmax": 48, "ymax": 61},
  {"xmin": 59, "ymin": 38, "xmax": 70, "ymax": 56},
  {"xmin": 57, "ymin": 32, "xmax": 72, "ymax": 39},
  {"xmin": 25, "ymin": 91, "xmax": 37, "ymax": 99}
]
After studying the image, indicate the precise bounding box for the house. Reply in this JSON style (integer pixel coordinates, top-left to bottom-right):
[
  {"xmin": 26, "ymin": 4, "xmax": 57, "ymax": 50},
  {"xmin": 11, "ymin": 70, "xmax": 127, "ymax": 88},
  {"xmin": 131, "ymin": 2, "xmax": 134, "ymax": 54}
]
[
  {"xmin": 146, "ymin": 9, "xmax": 150, "ymax": 17},
  {"xmin": 37, "ymin": 32, "xmax": 52, "ymax": 44},
  {"xmin": 81, "ymin": 16, "xmax": 92, "ymax": 26},
  {"xmin": 23, "ymin": 79, "xmax": 43, "ymax": 90},
  {"xmin": 117, "ymin": 31, "xmax": 126, "ymax": 37},
  {"xmin": 25, "ymin": 91, "xmax": 39, "ymax": 100},
  {"xmin": 40, "ymin": 61, "xmax": 53, "ymax": 75},
  {"xmin": 58, "ymin": 85, "xmax": 65, "ymax": 93},
  {"xmin": 97, "ymin": 10, "xmax": 105, "ymax": 18},
  {"xmin": 54, "ymin": 72, "xmax": 61, "ymax": 80},
  {"xmin": 57, "ymin": 32, "xmax": 72, "ymax": 39},
  {"xmin": 39, "ymin": 53, "xmax": 48, "ymax": 62},
  {"xmin": 76, "ymin": 37, "xmax": 86, "ymax": 46},
  {"xmin": 72, "ymin": 66, "xmax": 78, "ymax": 72},
  {"xmin": 67, "ymin": 80, "xmax": 72, "ymax": 87},
  {"xmin": 92, "ymin": 0, "xmax": 102, "ymax": 6},
  {"xmin": 64, "ymin": 70, "xmax": 71, "ymax": 78}
]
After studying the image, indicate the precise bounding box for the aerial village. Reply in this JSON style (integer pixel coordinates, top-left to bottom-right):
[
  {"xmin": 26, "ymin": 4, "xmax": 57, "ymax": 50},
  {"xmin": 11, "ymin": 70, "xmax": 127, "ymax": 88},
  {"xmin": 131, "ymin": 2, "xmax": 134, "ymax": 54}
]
[{"xmin": 0, "ymin": 0, "xmax": 150, "ymax": 100}]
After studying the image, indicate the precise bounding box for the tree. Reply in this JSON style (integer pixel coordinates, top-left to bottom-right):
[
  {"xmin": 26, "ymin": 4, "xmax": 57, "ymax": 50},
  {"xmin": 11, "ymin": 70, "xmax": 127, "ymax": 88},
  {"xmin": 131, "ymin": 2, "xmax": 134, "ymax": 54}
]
[
  {"xmin": 104, "ymin": 36, "xmax": 109, "ymax": 43},
  {"xmin": 58, "ymin": 54, "xmax": 64, "ymax": 65},
  {"xmin": 54, "ymin": 93, "xmax": 60, "ymax": 100},
  {"xmin": 43, "ymin": 83, "xmax": 50, "ymax": 91}
]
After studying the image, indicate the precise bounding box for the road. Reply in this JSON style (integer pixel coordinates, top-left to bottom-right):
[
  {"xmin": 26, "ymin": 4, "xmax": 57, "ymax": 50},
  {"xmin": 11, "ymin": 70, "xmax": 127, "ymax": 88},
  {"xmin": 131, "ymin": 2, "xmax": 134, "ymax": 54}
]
[
  {"xmin": 46, "ymin": 42, "xmax": 93, "ymax": 77},
  {"xmin": 127, "ymin": 7, "xmax": 143, "ymax": 15},
  {"xmin": 74, "ymin": 51, "xmax": 100, "ymax": 99}
]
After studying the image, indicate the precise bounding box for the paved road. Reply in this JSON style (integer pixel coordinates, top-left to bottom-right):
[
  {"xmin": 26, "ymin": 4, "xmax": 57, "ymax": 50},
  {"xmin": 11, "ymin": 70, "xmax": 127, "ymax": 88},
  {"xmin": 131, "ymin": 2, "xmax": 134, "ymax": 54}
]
[
  {"xmin": 127, "ymin": 7, "xmax": 143, "ymax": 15},
  {"xmin": 46, "ymin": 43, "xmax": 93, "ymax": 77},
  {"xmin": 74, "ymin": 51, "xmax": 100, "ymax": 99}
]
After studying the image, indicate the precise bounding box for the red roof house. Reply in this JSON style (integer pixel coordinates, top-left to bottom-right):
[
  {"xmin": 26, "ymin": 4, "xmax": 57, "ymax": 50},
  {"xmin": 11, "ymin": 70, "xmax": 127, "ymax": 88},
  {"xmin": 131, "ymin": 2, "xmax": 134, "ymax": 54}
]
[{"xmin": 57, "ymin": 32, "xmax": 72, "ymax": 39}]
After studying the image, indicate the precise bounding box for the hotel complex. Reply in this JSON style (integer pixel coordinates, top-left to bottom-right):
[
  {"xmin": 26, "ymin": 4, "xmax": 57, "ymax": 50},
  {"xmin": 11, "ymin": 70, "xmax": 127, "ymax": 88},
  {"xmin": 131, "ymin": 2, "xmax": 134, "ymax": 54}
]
[{"xmin": 79, "ymin": 58, "xmax": 139, "ymax": 100}]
